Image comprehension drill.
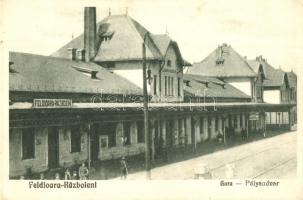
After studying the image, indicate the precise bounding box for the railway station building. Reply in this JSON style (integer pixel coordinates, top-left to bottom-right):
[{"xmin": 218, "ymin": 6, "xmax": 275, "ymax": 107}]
[{"xmin": 9, "ymin": 7, "xmax": 296, "ymax": 178}]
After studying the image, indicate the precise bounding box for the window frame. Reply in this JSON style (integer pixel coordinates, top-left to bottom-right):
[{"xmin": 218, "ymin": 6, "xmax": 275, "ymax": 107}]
[
  {"xmin": 167, "ymin": 60, "xmax": 171, "ymax": 67},
  {"xmin": 177, "ymin": 77, "xmax": 181, "ymax": 97},
  {"xmin": 171, "ymin": 77, "xmax": 174, "ymax": 96},
  {"xmin": 153, "ymin": 75, "xmax": 157, "ymax": 95},
  {"xmin": 21, "ymin": 128, "xmax": 36, "ymax": 160},
  {"xmin": 168, "ymin": 76, "xmax": 171, "ymax": 96},
  {"xmin": 99, "ymin": 135, "xmax": 109, "ymax": 149},
  {"xmin": 164, "ymin": 76, "xmax": 167, "ymax": 96},
  {"xmin": 70, "ymin": 125, "xmax": 81, "ymax": 153}
]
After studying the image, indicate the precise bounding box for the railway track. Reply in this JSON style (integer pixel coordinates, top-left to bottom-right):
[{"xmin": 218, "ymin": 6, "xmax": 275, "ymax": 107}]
[
  {"xmin": 196, "ymin": 138, "xmax": 297, "ymax": 179},
  {"xmin": 251, "ymin": 157, "xmax": 296, "ymax": 179},
  {"xmin": 208, "ymin": 138, "xmax": 296, "ymax": 172}
]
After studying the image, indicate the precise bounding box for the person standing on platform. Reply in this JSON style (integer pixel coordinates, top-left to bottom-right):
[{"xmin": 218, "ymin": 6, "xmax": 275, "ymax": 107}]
[
  {"xmin": 79, "ymin": 163, "xmax": 89, "ymax": 180},
  {"xmin": 241, "ymin": 128, "xmax": 246, "ymax": 141},
  {"xmin": 120, "ymin": 157, "xmax": 128, "ymax": 180},
  {"xmin": 64, "ymin": 168, "xmax": 71, "ymax": 180}
]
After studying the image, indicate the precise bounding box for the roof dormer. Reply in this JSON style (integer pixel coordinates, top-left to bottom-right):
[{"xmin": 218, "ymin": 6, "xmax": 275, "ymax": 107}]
[{"xmin": 72, "ymin": 66, "xmax": 99, "ymax": 79}]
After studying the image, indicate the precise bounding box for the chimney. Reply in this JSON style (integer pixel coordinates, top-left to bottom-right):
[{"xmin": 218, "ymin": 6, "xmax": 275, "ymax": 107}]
[
  {"xmin": 84, "ymin": 7, "xmax": 96, "ymax": 62},
  {"xmin": 76, "ymin": 49, "xmax": 85, "ymax": 61},
  {"xmin": 67, "ymin": 48, "xmax": 77, "ymax": 60}
]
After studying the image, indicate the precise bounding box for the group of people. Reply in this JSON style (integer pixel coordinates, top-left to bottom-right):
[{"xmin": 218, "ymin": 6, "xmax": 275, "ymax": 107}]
[
  {"xmin": 20, "ymin": 158, "xmax": 129, "ymax": 180},
  {"xmin": 35, "ymin": 163, "xmax": 89, "ymax": 180},
  {"xmin": 224, "ymin": 126, "xmax": 248, "ymax": 141},
  {"xmin": 62, "ymin": 163, "xmax": 90, "ymax": 180}
]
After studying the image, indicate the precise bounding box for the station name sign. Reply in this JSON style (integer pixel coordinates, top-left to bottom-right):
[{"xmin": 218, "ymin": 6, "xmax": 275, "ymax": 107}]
[{"xmin": 33, "ymin": 99, "xmax": 72, "ymax": 108}]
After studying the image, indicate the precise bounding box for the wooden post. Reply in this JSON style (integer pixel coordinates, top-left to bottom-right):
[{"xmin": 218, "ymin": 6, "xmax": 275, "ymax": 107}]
[
  {"xmin": 288, "ymin": 111, "xmax": 291, "ymax": 131},
  {"xmin": 246, "ymin": 118, "xmax": 249, "ymax": 139},
  {"xmin": 87, "ymin": 124, "xmax": 91, "ymax": 170},
  {"xmin": 223, "ymin": 117, "xmax": 226, "ymax": 144},
  {"xmin": 264, "ymin": 113, "xmax": 267, "ymax": 136},
  {"xmin": 191, "ymin": 117, "xmax": 196, "ymax": 153},
  {"xmin": 143, "ymin": 34, "xmax": 151, "ymax": 179}
]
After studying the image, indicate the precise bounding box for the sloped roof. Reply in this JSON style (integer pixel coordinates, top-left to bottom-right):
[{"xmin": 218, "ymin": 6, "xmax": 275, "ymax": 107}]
[
  {"xmin": 51, "ymin": 14, "xmax": 189, "ymax": 66},
  {"xmin": 286, "ymin": 71, "xmax": 297, "ymax": 88},
  {"xmin": 183, "ymin": 74, "xmax": 250, "ymax": 99},
  {"xmin": 51, "ymin": 15, "xmax": 162, "ymax": 61},
  {"xmin": 246, "ymin": 60, "xmax": 267, "ymax": 79},
  {"xmin": 187, "ymin": 44, "xmax": 257, "ymax": 78},
  {"xmin": 150, "ymin": 34, "xmax": 191, "ymax": 66},
  {"xmin": 247, "ymin": 60, "xmax": 261, "ymax": 74},
  {"xmin": 150, "ymin": 34, "xmax": 171, "ymax": 56},
  {"xmin": 250, "ymin": 57, "xmax": 286, "ymax": 87},
  {"xmin": 9, "ymin": 51, "xmax": 142, "ymax": 95},
  {"xmin": 184, "ymin": 74, "xmax": 225, "ymax": 85}
]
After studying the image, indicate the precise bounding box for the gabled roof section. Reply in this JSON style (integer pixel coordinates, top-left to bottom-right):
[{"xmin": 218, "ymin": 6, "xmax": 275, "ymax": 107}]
[
  {"xmin": 251, "ymin": 56, "xmax": 286, "ymax": 87},
  {"xmin": 51, "ymin": 14, "xmax": 190, "ymax": 66},
  {"xmin": 286, "ymin": 71, "xmax": 297, "ymax": 88},
  {"xmin": 51, "ymin": 15, "xmax": 163, "ymax": 62},
  {"xmin": 183, "ymin": 74, "xmax": 250, "ymax": 99},
  {"xmin": 150, "ymin": 34, "xmax": 171, "ymax": 56},
  {"xmin": 94, "ymin": 15, "xmax": 163, "ymax": 62},
  {"xmin": 187, "ymin": 44, "xmax": 257, "ymax": 78},
  {"xmin": 151, "ymin": 34, "xmax": 189, "ymax": 67},
  {"xmin": 247, "ymin": 59, "xmax": 266, "ymax": 79},
  {"xmin": 9, "ymin": 51, "xmax": 142, "ymax": 95}
]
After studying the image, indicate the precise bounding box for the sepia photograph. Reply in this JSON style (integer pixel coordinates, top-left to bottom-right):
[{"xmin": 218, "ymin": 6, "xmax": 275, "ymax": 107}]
[{"xmin": 1, "ymin": 0, "xmax": 302, "ymax": 199}]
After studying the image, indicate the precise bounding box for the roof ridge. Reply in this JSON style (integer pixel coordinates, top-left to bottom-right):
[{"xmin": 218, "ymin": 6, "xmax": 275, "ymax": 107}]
[
  {"xmin": 125, "ymin": 16, "xmax": 154, "ymax": 58},
  {"xmin": 228, "ymin": 46, "xmax": 257, "ymax": 76},
  {"xmin": 127, "ymin": 16, "xmax": 163, "ymax": 59},
  {"xmin": 148, "ymin": 34, "xmax": 165, "ymax": 58},
  {"xmin": 126, "ymin": 16, "xmax": 146, "ymax": 42}
]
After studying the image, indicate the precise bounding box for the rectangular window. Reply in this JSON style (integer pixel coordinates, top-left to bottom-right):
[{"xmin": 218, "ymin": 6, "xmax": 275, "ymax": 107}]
[
  {"xmin": 99, "ymin": 135, "xmax": 109, "ymax": 148},
  {"xmin": 178, "ymin": 77, "xmax": 181, "ymax": 96},
  {"xmin": 153, "ymin": 75, "xmax": 157, "ymax": 95},
  {"xmin": 99, "ymin": 122, "xmax": 116, "ymax": 147},
  {"xmin": 137, "ymin": 121, "xmax": 144, "ymax": 143},
  {"xmin": 70, "ymin": 125, "xmax": 81, "ymax": 153},
  {"xmin": 167, "ymin": 60, "xmax": 171, "ymax": 67},
  {"xmin": 164, "ymin": 76, "xmax": 167, "ymax": 96},
  {"xmin": 168, "ymin": 76, "xmax": 171, "ymax": 96},
  {"xmin": 124, "ymin": 122, "xmax": 131, "ymax": 145},
  {"xmin": 171, "ymin": 77, "xmax": 174, "ymax": 96},
  {"xmin": 22, "ymin": 128, "xmax": 35, "ymax": 159}
]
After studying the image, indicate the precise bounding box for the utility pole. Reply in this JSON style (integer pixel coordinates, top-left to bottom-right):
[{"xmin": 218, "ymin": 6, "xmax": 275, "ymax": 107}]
[{"xmin": 143, "ymin": 33, "xmax": 151, "ymax": 179}]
